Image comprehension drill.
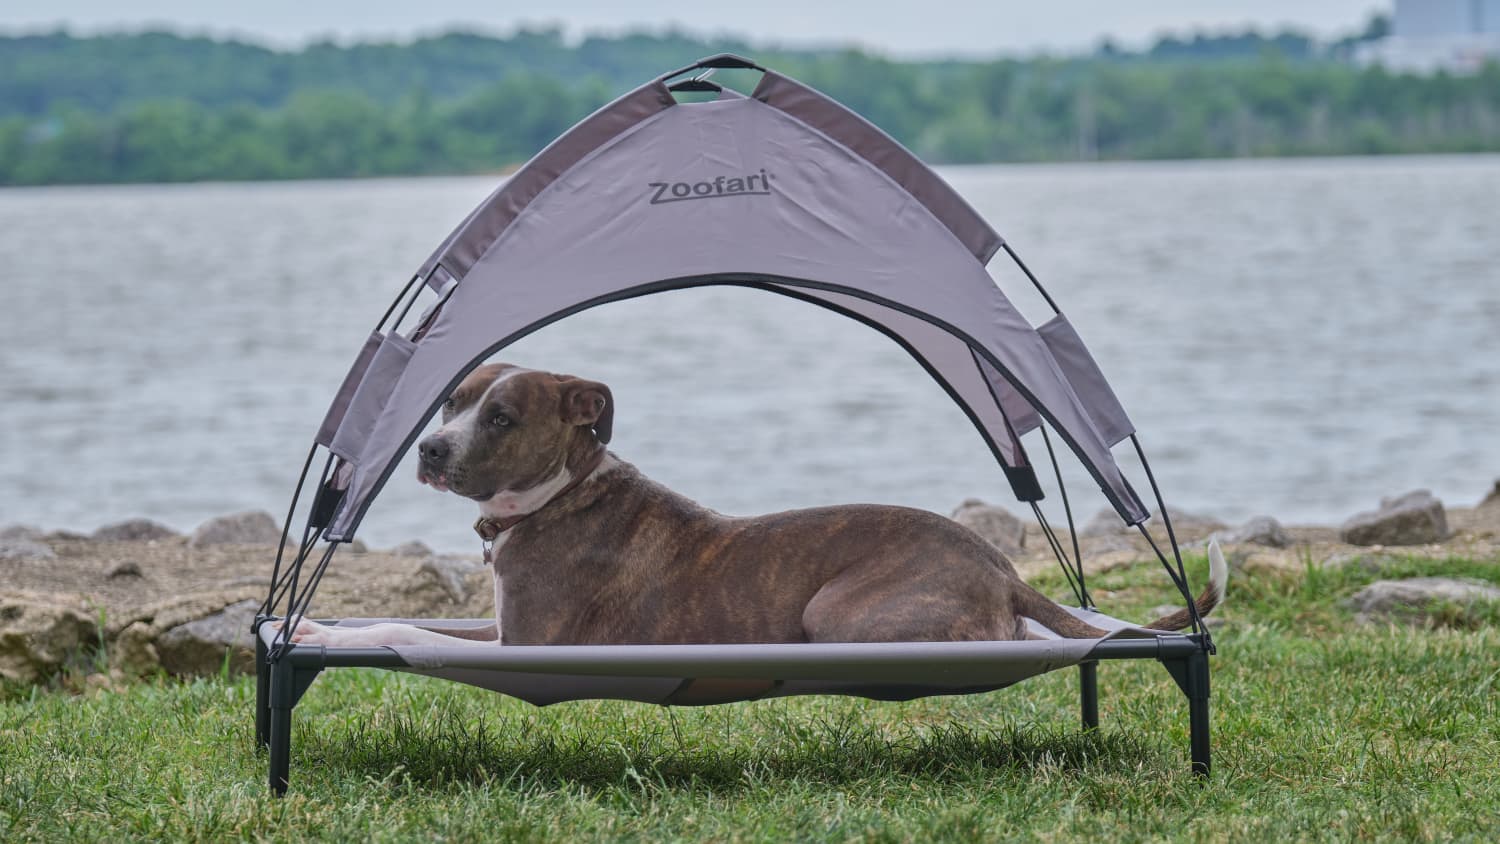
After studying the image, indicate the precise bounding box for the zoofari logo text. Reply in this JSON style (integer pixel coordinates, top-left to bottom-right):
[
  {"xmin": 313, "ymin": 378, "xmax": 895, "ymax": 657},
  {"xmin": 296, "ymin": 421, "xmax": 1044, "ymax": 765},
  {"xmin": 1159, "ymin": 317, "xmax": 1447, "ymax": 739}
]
[{"xmin": 647, "ymin": 170, "xmax": 775, "ymax": 205}]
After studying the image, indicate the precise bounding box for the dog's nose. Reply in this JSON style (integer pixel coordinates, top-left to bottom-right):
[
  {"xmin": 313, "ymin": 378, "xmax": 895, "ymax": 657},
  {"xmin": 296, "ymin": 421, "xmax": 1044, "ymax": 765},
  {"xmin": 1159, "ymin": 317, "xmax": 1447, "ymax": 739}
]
[{"xmin": 418, "ymin": 435, "xmax": 450, "ymax": 465}]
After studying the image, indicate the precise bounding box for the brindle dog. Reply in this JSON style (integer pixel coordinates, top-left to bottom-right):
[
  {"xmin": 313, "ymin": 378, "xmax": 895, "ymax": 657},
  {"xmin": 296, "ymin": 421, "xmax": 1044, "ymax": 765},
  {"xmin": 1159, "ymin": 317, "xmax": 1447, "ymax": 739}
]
[{"xmin": 278, "ymin": 363, "xmax": 1225, "ymax": 647}]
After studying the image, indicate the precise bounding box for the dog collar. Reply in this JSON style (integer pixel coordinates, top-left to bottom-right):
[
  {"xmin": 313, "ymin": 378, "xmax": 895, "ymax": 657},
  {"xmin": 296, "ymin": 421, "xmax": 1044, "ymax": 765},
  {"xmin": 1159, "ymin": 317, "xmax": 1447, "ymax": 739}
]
[{"xmin": 474, "ymin": 446, "xmax": 608, "ymax": 551}]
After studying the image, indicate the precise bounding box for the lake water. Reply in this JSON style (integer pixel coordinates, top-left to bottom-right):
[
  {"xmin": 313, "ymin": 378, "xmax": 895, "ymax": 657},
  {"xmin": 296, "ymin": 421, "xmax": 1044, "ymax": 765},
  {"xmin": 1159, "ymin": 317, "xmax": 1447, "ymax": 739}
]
[{"xmin": 2, "ymin": 156, "xmax": 1497, "ymax": 552}]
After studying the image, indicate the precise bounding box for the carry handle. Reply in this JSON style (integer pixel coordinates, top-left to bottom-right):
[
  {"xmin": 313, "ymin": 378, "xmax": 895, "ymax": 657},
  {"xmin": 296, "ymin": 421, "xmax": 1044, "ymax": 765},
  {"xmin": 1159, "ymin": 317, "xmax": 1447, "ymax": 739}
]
[
  {"xmin": 660, "ymin": 53, "xmax": 765, "ymax": 83},
  {"xmin": 692, "ymin": 53, "xmax": 764, "ymax": 71},
  {"xmin": 667, "ymin": 77, "xmax": 723, "ymax": 93}
]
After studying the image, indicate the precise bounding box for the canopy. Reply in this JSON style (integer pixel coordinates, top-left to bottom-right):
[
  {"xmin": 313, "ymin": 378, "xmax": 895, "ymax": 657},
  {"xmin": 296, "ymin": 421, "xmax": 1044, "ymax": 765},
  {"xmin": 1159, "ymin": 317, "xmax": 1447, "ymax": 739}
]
[
  {"xmin": 310, "ymin": 56, "xmax": 1148, "ymax": 542},
  {"xmin": 254, "ymin": 57, "xmax": 1218, "ymax": 797}
]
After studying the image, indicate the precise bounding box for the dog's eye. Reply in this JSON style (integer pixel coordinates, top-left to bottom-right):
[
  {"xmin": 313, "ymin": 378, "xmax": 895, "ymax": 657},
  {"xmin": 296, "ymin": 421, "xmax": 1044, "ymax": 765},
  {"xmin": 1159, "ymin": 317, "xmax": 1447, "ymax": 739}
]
[
  {"xmin": 491, "ymin": 414, "xmax": 512, "ymax": 428},
  {"xmin": 443, "ymin": 399, "xmax": 455, "ymax": 411}
]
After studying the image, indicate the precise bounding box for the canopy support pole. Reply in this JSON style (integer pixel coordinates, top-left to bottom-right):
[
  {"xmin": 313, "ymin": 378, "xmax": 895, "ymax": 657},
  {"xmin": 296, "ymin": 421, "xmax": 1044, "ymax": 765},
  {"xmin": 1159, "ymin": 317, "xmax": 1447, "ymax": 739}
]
[
  {"xmin": 376, "ymin": 274, "xmax": 424, "ymax": 333},
  {"xmin": 1039, "ymin": 424, "xmax": 1091, "ymax": 608},
  {"xmin": 1130, "ymin": 434, "xmax": 1211, "ymax": 647},
  {"xmin": 263, "ymin": 452, "xmax": 333, "ymax": 613},
  {"xmin": 262, "ymin": 445, "xmax": 352, "ymax": 655},
  {"xmin": 268, "ymin": 544, "xmax": 341, "ymax": 656},
  {"xmin": 1031, "ymin": 501, "xmax": 1086, "ymax": 607},
  {"xmin": 263, "ymin": 444, "xmax": 318, "ymax": 616},
  {"xmin": 1000, "ymin": 242, "xmax": 1061, "ymax": 315}
]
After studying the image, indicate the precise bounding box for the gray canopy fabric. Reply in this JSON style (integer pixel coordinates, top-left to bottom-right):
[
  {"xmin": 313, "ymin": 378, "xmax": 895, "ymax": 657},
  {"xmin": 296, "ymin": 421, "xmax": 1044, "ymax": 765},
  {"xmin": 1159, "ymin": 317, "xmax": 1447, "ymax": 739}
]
[{"xmin": 315, "ymin": 66, "xmax": 1146, "ymax": 542}]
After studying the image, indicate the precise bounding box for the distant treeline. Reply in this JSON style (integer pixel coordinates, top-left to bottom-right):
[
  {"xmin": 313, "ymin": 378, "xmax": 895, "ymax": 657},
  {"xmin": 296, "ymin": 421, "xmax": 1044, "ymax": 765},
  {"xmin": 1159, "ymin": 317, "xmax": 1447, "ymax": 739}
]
[{"xmin": 3, "ymin": 23, "xmax": 1500, "ymax": 186}]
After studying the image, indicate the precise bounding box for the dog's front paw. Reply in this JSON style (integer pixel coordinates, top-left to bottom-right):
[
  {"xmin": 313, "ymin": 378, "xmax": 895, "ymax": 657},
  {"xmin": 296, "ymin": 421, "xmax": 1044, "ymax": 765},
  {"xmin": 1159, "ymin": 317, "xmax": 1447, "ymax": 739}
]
[{"xmin": 270, "ymin": 617, "xmax": 342, "ymax": 645}]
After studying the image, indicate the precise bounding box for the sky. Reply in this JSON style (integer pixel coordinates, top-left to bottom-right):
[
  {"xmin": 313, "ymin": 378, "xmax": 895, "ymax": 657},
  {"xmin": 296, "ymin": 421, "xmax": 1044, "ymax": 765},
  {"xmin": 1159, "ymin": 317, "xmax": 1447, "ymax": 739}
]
[{"xmin": 1, "ymin": 0, "xmax": 1390, "ymax": 56}]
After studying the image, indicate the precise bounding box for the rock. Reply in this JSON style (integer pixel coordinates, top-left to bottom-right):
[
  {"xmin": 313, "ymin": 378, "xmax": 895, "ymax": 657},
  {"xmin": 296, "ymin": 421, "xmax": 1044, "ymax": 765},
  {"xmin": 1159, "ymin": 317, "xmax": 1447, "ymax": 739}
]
[
  {"xmin": 1319, "ymin": 551, "xmax": 1359, "ymax": 570},
  {"xmin": 0, "ymin": 524, "xmax": 44, "ymax": 541},
  {"xmin": 93, "ymin": 518, "xmax": 179, "ymax": 542},
  {"xmin": 391, "ymin": 540, "xmax": 435, "ymax": 558},
  {"xmin": 1481, "ymin": 479, "xmax": 1500, "ymax": 508},
  {"xmin": 106, "ymin": 589, "xmax": 262, "ymax": 637},
  {"xmin": 1148, "ymin": 507, "xmax": 1228, "ymax": 540},
  {"xmin": 1339, "ymin": 490, "xmax": 1449, "ymax": 546},
  {"xmin": 0, "ymin": 591, "xmax": 99, "ymax": 683},
  {"xmin": 105, "ymin": 560, "xmax": 144, "ymax": 579},
  {"xmin": 950, "ymin": 499, "xmax": 1025, "ymax": 557},
  {"xmin": 1320, "ymin": 551, "xmax": 1401, "ymax": 573},
  {"xmin": 408, "ymin": 556, "xmax": 485, "ymax": 604},
  {"xmin": 45, "ymin": 529, "xmax": 90, "ymax": 542},
  {"xmin": 1216, "ymin": 516, "xmax": 1292, "ymax": 548},
  {"xmin": 188, "ymin": 510, "xmax": 282, "ymax": 547},
  {"xmin": 109, "ymin": 620, "xmax": 160, "ymax": 676},
  {"xmin": 1475, "ymin": 482, "xmax": 1500, "ymax": 531},
  {"xmin": 276, "ymin": 535, "xmax": 365, "ymax": 555},
  {"xmin": 0, "ymin": 538, "xmax": 55, "ymax": 561},
  {"xmin": 1078, "ymin": 532, "xmax": 1135, "ymax": 555},
  {"xmin": 1082, "ymin": 506, "xmax": 1226, "ymax": 541},
  {"xmin": 1344, "ymin": 577, "xmax": 1500, "ymax": 625},
  {"xmin": 1079, "ymin": 509, "xmax": 1125, "ymax": 537},
  {"xmin": 155, "ymin": 599, "xmax": 260, "ymax": 676}
]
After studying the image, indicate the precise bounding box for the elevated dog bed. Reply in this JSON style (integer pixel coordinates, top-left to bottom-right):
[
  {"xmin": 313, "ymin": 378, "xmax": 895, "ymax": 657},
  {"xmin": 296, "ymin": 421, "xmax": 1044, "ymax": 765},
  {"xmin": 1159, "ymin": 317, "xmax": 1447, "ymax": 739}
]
[
  {"xmin": 257, "ymin": 611, "xmax": 1164, "ymax": 706},
  {"xmin": 256, "ymin": 54, "xmax": 1216, "ymax": 795}
]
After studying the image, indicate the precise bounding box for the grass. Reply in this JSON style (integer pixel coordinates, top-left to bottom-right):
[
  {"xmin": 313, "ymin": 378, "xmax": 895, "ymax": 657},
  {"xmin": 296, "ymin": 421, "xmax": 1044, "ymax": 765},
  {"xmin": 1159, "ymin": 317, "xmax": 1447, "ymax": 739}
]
[{"xmin": 3, "ymin": 551, "xmax": 1498, "ymax": 842}]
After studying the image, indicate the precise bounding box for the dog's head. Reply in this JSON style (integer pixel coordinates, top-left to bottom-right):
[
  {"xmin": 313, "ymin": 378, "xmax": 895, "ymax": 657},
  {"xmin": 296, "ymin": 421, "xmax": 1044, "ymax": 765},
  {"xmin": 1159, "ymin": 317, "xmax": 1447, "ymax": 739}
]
[{"xmin": 416, "ymin": 363, "xmax": 612, "ymax": 502}]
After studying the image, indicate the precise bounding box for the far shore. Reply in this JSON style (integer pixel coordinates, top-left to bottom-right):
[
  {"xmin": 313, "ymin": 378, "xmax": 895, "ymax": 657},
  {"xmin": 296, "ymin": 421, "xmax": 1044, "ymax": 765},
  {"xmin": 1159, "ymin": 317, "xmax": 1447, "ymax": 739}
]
[{"xmin": 6, "ymin": 151, "xmax": 1500, "ymax": 193}]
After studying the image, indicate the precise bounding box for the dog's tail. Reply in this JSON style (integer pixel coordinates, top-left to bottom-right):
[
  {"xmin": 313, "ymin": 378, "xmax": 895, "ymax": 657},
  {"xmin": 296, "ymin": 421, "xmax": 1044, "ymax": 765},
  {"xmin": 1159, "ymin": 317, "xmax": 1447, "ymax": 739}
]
[
  {"xmin": 1140, "ymin": 538, "xmax": 1229, "ymax": 631},
  {"xmin": 1014, "ymin": 538, "xmax": 1229, "ymax": 638}
]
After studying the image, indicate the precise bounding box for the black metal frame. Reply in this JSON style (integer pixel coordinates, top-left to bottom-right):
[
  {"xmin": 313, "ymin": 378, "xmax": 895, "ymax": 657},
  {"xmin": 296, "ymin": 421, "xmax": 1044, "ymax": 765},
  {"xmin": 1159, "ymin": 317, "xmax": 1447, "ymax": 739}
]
[{"xmin": 253, "ymin": 622, "xmax": 1211, "ymax": 794}]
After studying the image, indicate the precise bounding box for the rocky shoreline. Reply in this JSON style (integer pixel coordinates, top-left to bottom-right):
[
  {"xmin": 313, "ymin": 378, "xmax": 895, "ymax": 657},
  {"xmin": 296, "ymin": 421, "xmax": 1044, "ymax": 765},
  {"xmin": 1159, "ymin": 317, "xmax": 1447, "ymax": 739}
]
[{"xmin": 3, "ymin": 482, "xmax": 1497, "ymax": 687}]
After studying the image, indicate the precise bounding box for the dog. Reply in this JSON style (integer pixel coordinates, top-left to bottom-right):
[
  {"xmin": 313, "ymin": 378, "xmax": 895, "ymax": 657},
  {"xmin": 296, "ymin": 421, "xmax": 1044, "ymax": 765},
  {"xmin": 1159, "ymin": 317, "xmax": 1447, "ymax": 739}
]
[{"xmin": 279, "ymin": 363, "xmax": 1225, "ymax": 648}]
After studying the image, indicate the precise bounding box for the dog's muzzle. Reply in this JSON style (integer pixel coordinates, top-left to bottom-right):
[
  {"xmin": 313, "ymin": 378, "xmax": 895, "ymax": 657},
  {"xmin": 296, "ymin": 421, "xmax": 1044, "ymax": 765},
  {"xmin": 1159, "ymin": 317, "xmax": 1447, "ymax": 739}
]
[{"xmin": 416, "ymin": 434, "xmax": 453, "ymax": 492}]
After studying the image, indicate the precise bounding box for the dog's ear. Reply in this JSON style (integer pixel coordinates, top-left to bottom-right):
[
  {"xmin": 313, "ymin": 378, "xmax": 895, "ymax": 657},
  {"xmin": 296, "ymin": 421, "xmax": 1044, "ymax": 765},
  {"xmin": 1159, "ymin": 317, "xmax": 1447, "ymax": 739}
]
[{"xmin": 560, "ymin": 378, "xmax": 613, "ymax": 444}]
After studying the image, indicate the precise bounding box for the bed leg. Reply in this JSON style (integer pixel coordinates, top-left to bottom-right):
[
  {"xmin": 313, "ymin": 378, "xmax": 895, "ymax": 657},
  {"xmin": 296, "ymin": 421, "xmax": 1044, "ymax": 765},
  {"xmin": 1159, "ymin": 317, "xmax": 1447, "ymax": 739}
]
[
  {"xmin": 255, "ymin": 634, "xmax": 270, "ymax": 749},
  {"xmin": 1186, "ymin": 648, "xmax": 1211, "ymax": 778},
  {"xmin": 1079, "ymin": 661, "xmax": 1099, "ymax": 730},
  {"xmin": 268, "ymin": 656, "xmax": 294, "ymax": 796},
  {"xmin": 1162, "ymin": 647, "xmax": 1212, "ymax": 778},
  {"xmin": 267, "ymin": 652, "xmax": 323, "ymax": 796}
]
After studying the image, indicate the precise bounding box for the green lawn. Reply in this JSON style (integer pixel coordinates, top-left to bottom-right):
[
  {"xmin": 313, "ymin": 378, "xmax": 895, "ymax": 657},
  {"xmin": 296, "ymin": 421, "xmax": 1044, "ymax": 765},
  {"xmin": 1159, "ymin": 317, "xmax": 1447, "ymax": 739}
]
[{"xmin": 3, "ymin": 552, "xmax": 1498, "ymax": 842}]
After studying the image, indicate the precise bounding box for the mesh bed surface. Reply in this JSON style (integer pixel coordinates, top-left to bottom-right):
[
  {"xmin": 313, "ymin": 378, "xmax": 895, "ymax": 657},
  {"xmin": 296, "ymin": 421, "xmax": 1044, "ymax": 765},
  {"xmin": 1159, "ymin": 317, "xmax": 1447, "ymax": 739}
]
[{"xmin": 259, "ymin": 608, "xmax": 1167, "ymax": 706}]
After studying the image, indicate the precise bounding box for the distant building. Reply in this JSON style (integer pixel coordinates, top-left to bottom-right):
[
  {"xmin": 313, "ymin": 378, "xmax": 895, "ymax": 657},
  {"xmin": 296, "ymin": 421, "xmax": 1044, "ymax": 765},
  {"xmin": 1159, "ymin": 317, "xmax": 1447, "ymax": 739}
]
[{"xmin": 1355, "ymin": 0, "xmax": 1500, "ymax": 73}]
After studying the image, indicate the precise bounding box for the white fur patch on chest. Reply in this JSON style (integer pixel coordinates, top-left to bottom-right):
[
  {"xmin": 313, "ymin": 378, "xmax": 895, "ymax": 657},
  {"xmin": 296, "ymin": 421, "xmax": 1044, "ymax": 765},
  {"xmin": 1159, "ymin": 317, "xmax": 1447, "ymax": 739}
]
[
  {"xmin": 478, "ymin": 453, "xmax": 620, "ymax": 519},
  {"xmin": 479, "ymin": 468, "xmax": 573, "ymax": 518}
]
